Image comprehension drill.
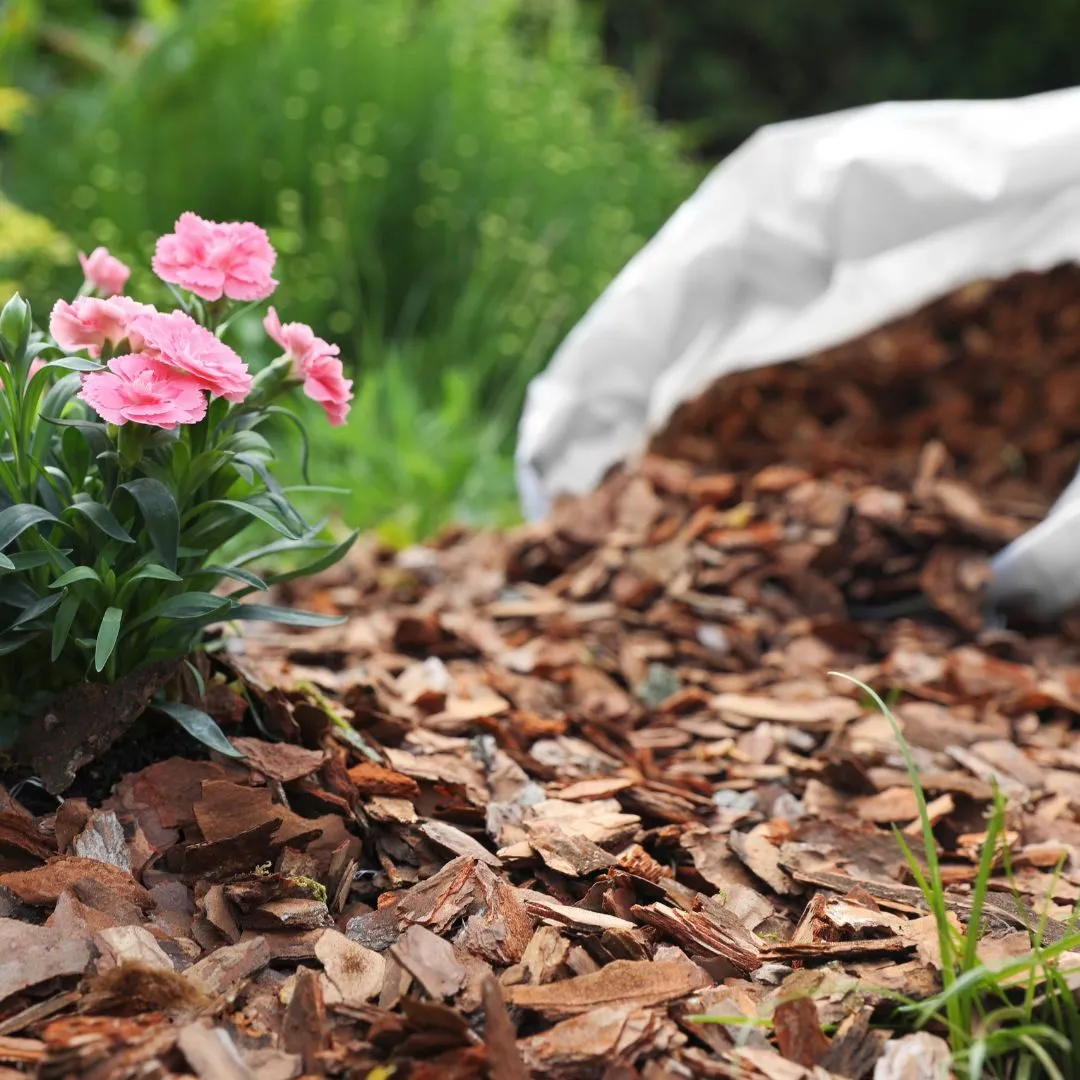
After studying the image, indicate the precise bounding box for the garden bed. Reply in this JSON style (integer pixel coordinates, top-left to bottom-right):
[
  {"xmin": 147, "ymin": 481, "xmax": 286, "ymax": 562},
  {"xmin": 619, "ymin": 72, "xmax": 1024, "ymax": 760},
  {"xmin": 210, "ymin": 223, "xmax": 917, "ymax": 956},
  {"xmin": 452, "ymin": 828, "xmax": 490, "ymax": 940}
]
[{"xmin": 2, "ymin": 268, "xmax": 1080, "ymax": 1078}]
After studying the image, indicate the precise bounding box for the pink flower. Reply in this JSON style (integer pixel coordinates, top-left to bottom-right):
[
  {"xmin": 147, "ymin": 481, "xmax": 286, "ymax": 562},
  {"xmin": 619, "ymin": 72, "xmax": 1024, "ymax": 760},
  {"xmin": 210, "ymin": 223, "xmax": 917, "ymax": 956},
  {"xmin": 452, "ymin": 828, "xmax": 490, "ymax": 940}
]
[
  {"xmin": 49, "ymin": 296, "xmax": 155, "ymax": 357},
  {"xmin": 301, "ymin": 352, "xmax": 353, "ymax": 426},
  {"xmin": 78, "ymin": 247, "xmax": 130, "ymax": 297},
  {"xmin": 79, "ymin": 355, "xmax": 207, "ymax": 429},
  {"xmin": 263, "ymin": 307, "xmax": 352, "ymax": 425},
  {"xmin": 0, "ymin": 359, "xmax": 47, "ymax": 393},
  {"xmin": 152, "ymin": 212, "xmax": 278, "ymax": 302},
  {"xmin": 128, "ymin": 310, "xmax": 252, "ymax": 402},
  {"xmin": 263, "ymin": 306, "xmax": 332, "ymax": 368}
]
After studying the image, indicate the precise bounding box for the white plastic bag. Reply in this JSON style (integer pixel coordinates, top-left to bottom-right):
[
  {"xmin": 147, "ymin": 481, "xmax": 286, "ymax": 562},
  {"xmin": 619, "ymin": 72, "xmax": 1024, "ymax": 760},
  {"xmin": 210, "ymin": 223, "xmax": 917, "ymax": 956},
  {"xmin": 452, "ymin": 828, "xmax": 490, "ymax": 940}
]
[{"xmin": 515, "ymin": 86, "xmax": 1080, "ymax": 619}]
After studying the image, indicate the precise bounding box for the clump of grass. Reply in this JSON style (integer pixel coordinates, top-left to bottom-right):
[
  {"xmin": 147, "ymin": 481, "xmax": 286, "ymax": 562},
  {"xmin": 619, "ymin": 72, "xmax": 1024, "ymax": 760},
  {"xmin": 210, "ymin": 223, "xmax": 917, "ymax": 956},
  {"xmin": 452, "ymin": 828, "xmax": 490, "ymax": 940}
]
[{"xmin": 833, "ymin": 674, "xmax": 1080, "ymax": 1080}]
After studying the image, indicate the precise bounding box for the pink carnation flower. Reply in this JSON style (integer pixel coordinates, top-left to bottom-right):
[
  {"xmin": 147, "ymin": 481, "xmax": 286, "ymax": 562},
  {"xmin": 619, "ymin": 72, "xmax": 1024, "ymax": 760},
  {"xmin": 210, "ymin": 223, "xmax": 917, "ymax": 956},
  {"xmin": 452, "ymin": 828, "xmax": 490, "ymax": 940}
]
[
  {"xmin": 128, "ymin": 310, "xmax": 252, "ymax": 402},
  {"xmin": 152, "ymin": 212, "xmax": 278, "ymax": 302},
  {"xmin": 49, "ymin": 296, "xmax": 155, "ymax": 357},
  {"xmin": 78, "ymin": 247, "xmax": 131, "ymax": 297},
  {"xmin": 302, "ymin": 352, "xmax": 353, "ymax": 426},
  {"xmin": 263, "ymin": 306, "xmax": 333, "ymax": 368},
  {"xmin": 80, "ymin": 355, "xmax": 208, "ymax": 429},
  {"xmin": 263, "ymin": 307, "xmax": 352, "ymax": 425}
]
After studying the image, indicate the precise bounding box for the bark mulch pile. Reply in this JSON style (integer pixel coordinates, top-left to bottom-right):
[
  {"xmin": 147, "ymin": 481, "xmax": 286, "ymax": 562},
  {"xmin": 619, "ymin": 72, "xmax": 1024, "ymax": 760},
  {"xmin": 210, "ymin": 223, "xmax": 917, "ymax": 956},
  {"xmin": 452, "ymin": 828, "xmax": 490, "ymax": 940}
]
[{"xmin": 2, "ymin": 267, "xmax": 1080, "ymax": 1078}]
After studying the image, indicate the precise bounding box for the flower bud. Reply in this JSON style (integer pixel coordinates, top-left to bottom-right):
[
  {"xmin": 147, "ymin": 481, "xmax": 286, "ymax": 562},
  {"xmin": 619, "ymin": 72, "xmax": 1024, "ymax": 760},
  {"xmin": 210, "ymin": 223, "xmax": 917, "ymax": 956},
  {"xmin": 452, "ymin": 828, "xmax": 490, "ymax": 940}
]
[{"xmin": 0, "ymin": 293, "xmax": 32, "ymax": 362}]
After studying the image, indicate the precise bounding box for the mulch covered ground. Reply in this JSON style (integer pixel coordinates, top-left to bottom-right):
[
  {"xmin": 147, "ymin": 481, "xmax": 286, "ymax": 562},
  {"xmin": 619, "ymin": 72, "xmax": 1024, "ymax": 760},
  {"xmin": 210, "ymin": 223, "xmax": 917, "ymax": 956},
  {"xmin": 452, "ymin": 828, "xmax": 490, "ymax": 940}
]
[{"xmin": 2, "ymin": 267, "xmax": 1080, "ymax": 1078}]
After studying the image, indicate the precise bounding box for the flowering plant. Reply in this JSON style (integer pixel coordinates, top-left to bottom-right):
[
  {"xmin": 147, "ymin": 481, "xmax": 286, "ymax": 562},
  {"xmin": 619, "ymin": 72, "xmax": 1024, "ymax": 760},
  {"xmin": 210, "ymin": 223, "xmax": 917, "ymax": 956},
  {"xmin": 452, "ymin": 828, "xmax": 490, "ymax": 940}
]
[{"xmin": 0, "ymin": 213, "xmax": 356, "ymax": 752}]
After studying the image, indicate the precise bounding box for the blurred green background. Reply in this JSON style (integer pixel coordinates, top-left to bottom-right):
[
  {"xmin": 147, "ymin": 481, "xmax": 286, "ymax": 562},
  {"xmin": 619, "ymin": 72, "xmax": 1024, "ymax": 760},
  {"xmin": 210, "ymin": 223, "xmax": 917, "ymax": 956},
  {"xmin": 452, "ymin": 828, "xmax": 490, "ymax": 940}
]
[{"xmin": 2, "ymin": 0, "xmax": 1078, "ymax": 543}]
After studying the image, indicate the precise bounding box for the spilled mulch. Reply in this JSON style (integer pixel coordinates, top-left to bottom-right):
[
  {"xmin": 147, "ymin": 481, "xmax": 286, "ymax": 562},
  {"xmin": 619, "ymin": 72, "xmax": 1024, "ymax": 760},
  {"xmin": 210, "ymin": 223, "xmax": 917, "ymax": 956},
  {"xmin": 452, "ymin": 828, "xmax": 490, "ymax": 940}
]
[{"xmin": 3, "ymin": 267, "xmax": 1080, "ymax": 1078}]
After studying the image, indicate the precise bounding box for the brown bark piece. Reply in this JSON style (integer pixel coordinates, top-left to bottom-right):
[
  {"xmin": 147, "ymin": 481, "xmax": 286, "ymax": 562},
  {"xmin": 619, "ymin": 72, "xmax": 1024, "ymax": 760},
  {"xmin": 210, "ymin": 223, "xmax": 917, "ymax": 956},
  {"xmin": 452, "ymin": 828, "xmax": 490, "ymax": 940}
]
[
  {"xmin": 94, "ymin": 926, "xmax": 174, "ymax": 973},
  {"xmin": 506, "ymin": 959, "xmax": 706, "ymax": 1017},
  {"xmin": 0, "ymin": 812, "xmax": 54, "ymax": 866},
  {"xmin": 72, "ymin": 810, "xmax": 131, "ymax": 872},
  {"xmin": 315, "ymin": 929, "xmax": 386, "ymax": 1006},
  {"xmin": 482, "ymin": 976, "xmax": 529, "ymax": 1080},
  {"xmin": 0, "ymin": 857, "xmax": 152, "ymax": 910},
  {"xmin": 774, "ymin": 997, "xmax": 830, "ymax": 1068},
  {"xmin": 177, "ymin": 1022, "xmax": 257, "ymax": 1080},
  {"xmin": 524, "ymin": 822, "xmax": 616, "ymax": 877},
  {"xmin": 185, "ymin": 937, "xmax": 271, "ymax": 997},
  {"xmin": 17, "ymin": 659, "xmax": 179, "ymax": 794},
  {"xmin": 281, "ymin": 967, "xmax": 327, "ymax": 1076},
  {"xmin": 230, "ymin": 738, "xmax": 326, "ymax": 782},
  {"xmin": 419, "ymin": 821, "xmax": 503, "ymax": 867},
  {"xmin": 518, "ymin": 1006, "xmax": 678, "ymax": 1076},
  {"xmin": 0, "ymin": 921, "xmax": 91, "ymax": 1004},
  {"xmin": 182, "ymin": 820, "xmax": 282, "ymax": 880},
  {"xmin": 391, "ymin": 923, "xmax": 468, "ymax": 1000}
]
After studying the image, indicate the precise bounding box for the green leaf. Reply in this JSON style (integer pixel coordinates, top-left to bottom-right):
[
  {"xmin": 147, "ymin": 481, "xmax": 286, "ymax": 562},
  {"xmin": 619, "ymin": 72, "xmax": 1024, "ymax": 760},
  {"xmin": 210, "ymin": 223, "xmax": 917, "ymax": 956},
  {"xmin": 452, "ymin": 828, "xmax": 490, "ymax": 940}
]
[
  {"xmin": 0, "ymin": 504, "xmax": 60, "ymax": 551},
  {"xmin": 195, "ymin": 564, "xmax": 268, "ymax": 591},
  {"xmin": 94, "ymin": 606, "xmax": 123, "ymax": 673},
  {"xmin": 49, "ymin": 566, "xmax": 101, "ymax": 590},
  {"xmin": 5, "ymin": 592, "xmax": 61, "ymax": 632},
  {"xmin": 0, "ymin": 554, "xmax": 14, "ymax": 572},
  {"xmin": 119, "ymin": 478, "xmax": 179, "ymax": 570},
  {"xmin": 125, "ymin": 591, "xmax": 234, "ymax": 631},
  {"xmin": 51, "ymin": 592, "xmax": 80, "ymax": 661},
  {"xmin": 153, "ymin": 700, "xmax": 245, "ymax": 759},
  {"xmin": 47, "ymin": 357, "xmax": 102, "ymax": 373},
  {"xmin": 44, "ymin": 415, "xmax": 106, "ymax": 432},
  {"xmin": 184, "ymin": 449, "xmax": 229, "ymax": 494},
  {"xmin": 222, "ymin": 603, "xmax": 346, "ymax": 627},
  {"xmin": 262, "ymin": 531, "xmax": 359, "ymax": 590},
  {"xmin": 280, "ymin": 485, "xmax": 351, "ymax": 496},
  {"xmin": 124, "ymin": 564, "xmax": 184, "ymax": 586},
  {"xmin": 184, "ymin": 658, "xmax": 206, "ymax": 697},
  {"xmin": 4, "ymin": 550, "xmax": 67, "ymax": 572},
  {"xmin": 231, "ymin": 531, "xmax": 332, "ymax": 568},
  {"xmin": 221, "ymin": 430, "xmax": 274, "ymax": 457},
  {"xmin": 203, "ymin": 498, "xmax": 303, "ymax": 539},
  {"xmin": 60, "ymin": 427, "xmax": 90, "ymax": 486},
  {"xmin": 66, "ymin": 499, "xmax": 135, "ymax": 543},
  {"xmin": 0, "ymin": 632, "xmax": 34, "ymax": 657},
  {"xmin": 115, "ymin": 562, "xmax": 185, "ymax": 607}
]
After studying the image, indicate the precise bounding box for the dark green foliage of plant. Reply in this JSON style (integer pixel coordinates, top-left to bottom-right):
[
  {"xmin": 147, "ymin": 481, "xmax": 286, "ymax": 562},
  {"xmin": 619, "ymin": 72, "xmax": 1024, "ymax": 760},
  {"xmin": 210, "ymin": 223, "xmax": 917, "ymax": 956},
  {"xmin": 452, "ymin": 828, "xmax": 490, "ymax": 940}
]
[{"xmin": 590, "ymin": 0, "xmax": 1080, "ymax": 157}]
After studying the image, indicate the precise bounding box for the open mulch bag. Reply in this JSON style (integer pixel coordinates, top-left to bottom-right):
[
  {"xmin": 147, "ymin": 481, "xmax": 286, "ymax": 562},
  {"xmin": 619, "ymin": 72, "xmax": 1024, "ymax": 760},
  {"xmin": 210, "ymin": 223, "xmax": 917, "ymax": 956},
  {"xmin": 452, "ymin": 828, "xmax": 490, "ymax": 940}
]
[{"xmin": 515, "ymin": 86, "xmax": 1080, "ymax": 620}]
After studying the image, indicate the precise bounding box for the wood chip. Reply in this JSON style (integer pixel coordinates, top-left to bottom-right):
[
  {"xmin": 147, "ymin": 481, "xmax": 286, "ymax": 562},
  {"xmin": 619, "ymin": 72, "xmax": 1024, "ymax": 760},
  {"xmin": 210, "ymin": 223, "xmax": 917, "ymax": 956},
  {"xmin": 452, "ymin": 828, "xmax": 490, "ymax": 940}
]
[
  {"xmin": 0, "ymin": 857, "xmax": 152, "ymax": 909},
  {"xmin": 315, "ymin": 929, "xmax": 386, "ymax": 1006},
  {"xmin": 390, "ymin": 924, "xmax": 467, "ymax": 1000},
  {"xmin": 94, "ymin": 926, "xmax": 174, "ymax": 973},
  {"xmin": 0, "ymin": 921, "xmax": 91, "ymax": 1004},
  {"xmin": 281, "ymin": 968, "xmax": 327, "ymax": 1075},
  {"xmin": 177, "ymin": 1022, "xmax": 256, "ymax": 1080},
  {"xmin": 185, "ymin": 937, "xmax": 271, "ymax": 997},
  {"xmin": 506, "ymin": 959, "xmax": 707, "ymax": 1017}
]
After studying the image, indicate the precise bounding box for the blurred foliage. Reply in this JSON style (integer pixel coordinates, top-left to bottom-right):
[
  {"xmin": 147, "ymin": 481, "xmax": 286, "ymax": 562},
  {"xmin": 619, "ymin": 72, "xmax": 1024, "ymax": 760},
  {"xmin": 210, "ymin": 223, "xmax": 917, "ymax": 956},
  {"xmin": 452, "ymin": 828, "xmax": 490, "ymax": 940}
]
[
  {"xmin": 590, "ymin": 0, "xmax": 1080, "ymax": 158},
  {"xmin": 0, "ymin": 196, "xmax": 74, "ymax": 308},
  {"xmin": 2, "ymin": 0, "xmax": 698, "ymax": 538},
  {"xmin": 0, "ymin": 78, "xmax": 73, "ymax": 307},
  {"xmin": 0, "ymin": 0, "xmax": 176, "ymax": 92}
]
